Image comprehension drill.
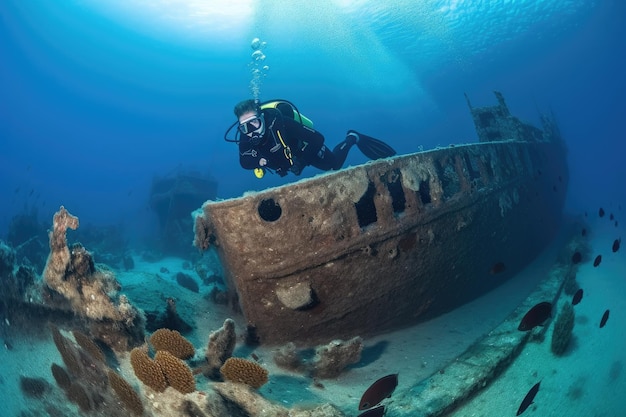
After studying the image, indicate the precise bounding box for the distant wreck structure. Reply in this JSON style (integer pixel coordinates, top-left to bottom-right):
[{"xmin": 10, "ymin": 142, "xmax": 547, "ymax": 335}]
[
  {"xmin": 194, "ymin": 92, "xmax": 569, "ymax": 345},
  {"xmin": 149, "ymin": 171, "xmax": 217, "ymax": 256}
]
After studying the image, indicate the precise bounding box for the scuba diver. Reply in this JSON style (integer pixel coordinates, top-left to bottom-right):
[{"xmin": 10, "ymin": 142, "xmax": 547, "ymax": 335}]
[{"xmin": 225, "ymin": 99, "xmax": 396, "ymax": 178}]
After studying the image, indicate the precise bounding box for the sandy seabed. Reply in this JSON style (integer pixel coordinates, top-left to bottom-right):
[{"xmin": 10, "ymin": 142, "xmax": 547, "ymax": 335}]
[{"xmin": 1, "ymin": 218, "xmax": 623, "ymax": 417}]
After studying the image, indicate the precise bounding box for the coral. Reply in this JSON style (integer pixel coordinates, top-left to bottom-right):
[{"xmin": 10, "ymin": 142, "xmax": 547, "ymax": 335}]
[
  {"xmin": 273, "ymin": 342, "xmax": 304, "ymax": 371},
  {"xmin": 220, "ymin": 357, "xmax": 269, "ymax": 389},
  {"xmin": 67, "ymin": 382, "xmax": 93, "ymax": 412},
  {"xmin": 19, "ymin": 376, "xmax": 50, "ymax": 399},
  {"xmin": 42, "ymin": 207, "xmax": 142, "ymax": 333},
  {"xmin": 551, "ymin": 302, "xmax": 575, "ymax": 355},
  {"xmin": 311, "ymin": 337, "xmax": 363, "ymax": 378},
  {"xmin": 43, "ymin": 206, "xmax": 78, "ymax": 286},
  {"xmin": 72, "ymin": 330, "xmax": 105, "ymax": 362},
  {"xmin": 205, "ymin": 318, "xmax": 236, "ymax": 378},
  {"xmin": 130, "ymin": 347, "xmax": 168, "ymax": 392},
  {"xmin": 154, "ymin": 350, "xmax": 196, "ymax": 394},
  {"xmin": 176, "ymin": 272, "xmax": 199, "ymax": 293},
  {"xmin": 50, "ymin": 324, "xmax": 82, "ymax": 376},
  {"xmin": 108, "ymin": 369, "xmax": 144, "ymax": 416},
  {"xmin": 150, "ymin": 328, "xmax": 195, "ymax": 360},
  {"xmin": 51, "ymin": 363, "xmax": 71, "ymax": 390}
]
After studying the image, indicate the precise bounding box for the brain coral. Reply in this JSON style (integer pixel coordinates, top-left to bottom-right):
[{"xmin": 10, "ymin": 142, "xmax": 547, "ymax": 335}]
[
  {"xmin": 150, "ymin": 328, "xmax": 195, "ymax": 360},
  {"xmin": 220, "ymin": 357, "xmax": 269, "ymax": 389},
  {"xmin": 130, "ymin": 347, "xmax": 167, "ymax": 392},
  {"xmin": 108, "ymin": 370, "xmax": 144, "ymax": 416},
  {"xmin": 154, "ymin": 350, "xmax": 196, "ymax": 394}
]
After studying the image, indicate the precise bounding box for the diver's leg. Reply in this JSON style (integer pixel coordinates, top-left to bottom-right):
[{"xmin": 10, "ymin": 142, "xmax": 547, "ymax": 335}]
[
  {"xmin": 329, "ymin": 134, "xmax": 357, "ymax": 170},
  {"xmin": 348, "ymin": 130, "xmax": 396, "ymax": 159}
]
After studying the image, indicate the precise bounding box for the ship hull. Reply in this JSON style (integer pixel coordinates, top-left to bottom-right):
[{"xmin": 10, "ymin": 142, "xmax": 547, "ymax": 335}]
[{"xmin": 194, "ymin": 95, "xmax": 568, "ymax": 345}]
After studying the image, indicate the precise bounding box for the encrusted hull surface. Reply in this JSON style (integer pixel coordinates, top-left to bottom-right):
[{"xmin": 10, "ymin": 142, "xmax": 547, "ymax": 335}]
[{"xmin": 194, "ymin": 94, "xmax": 568, "ymax": 345}]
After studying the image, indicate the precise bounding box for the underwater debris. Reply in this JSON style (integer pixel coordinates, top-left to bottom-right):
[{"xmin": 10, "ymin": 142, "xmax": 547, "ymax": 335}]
[
  {"xmin": 551, "ymin": 303, "xmax": 575, "ymax": 355},
  {"xmin": 176, "ymin": 272, "xmax": 200, "ymax": 293},
  {"xmin": 272, "ymin": 341, "xmax": 304, "ymax": 372},
  {"xmin": 311, "ymin": 336, "xmax": 363, "ymax": 379}
]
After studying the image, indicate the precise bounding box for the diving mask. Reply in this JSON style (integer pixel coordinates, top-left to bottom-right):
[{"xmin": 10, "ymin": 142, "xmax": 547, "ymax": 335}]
[{"xmin": 238, "ymin": 114, "xmax": 265, "ymax": 136}]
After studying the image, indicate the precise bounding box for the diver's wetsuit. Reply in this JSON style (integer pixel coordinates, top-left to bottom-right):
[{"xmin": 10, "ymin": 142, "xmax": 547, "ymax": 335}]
[{"xmin": 238, "ymin": 108, "xmax": 354, "ymax": 177}]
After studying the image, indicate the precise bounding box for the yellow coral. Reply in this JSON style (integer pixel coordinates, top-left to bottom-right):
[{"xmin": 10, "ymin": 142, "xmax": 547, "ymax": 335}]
[
  {"xmin": 108, "ymin": 370, "xmax": 144, "ymax": 416},
  {"xmin": 220, "ymin": 357, "xmax": 269, "ymax": 389},
  {"xmin": 130, "ymin": 347, "xmax": 167, "ymax": 392},
  {"xmin": 149, "ymin": 328, "xmax": 195, "ymax": 360},
  {"xmin": 154, "ymin": 350, "xmax": 196, "ymax": 394}
]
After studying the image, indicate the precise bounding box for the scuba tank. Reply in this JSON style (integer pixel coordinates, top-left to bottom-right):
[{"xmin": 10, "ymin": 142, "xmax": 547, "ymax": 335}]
[{"xmin": 260, "ymin": 100, "xmax": 314, "ymax": 129}]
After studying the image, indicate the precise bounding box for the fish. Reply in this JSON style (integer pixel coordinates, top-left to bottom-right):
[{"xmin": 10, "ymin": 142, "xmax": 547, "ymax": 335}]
[
  {"xmin": 518, "ymin": 302, "xmax": 552, "ymax": 331},
  {"xmin": 359, "ymin": 374, "xmax": 398, "ymax": 410},
  {"xmin": 610, "ymin": 213, "xmax": 615, "ymax": 221},
  {"xmin": 357, "ymin": 405, "xmax": 385, "ymax": 417},
  {"xmin": 571, "ymin": 252, "xmax": 582, "ymax": 264},
  {"xmin": 490, "ymin": 262, "xmax": 506, "ymax": 274},
  {"xmin": 600, "ymin": 309, "xmax": 610, "ymax": 328},
  {"xmin": 612, "ymin": 238, "xmax": 621, "ymax": 253},
  {"xmin": 572, "ymin": 289, "xmax": 583, "ymax": 305},
  {"xmin": 593, "ymin": 255, "xmax": 602, "ymax": 267},
  {"xmin": 581, "ymin": 228, "xmax": 587, "ymax": 237},
  {"xmin": 516, "ymin": 381, "xmax": 540, "ymax": 415},
  {"xmin": 599, "ymin": 207, "xmax": 605, "ymax": 217},
  {"xmin": 616, "ymin": 221, "xmax": 619, "ymax": 228}
]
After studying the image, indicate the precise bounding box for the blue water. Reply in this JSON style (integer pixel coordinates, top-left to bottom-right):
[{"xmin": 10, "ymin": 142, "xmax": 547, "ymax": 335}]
[
  {"xmin": 2, "ymin": 0, "xmax": 624, "ymax": 233},
  {"xmin": 1, "ymin": 1, "xmax": 625, "ymax": 416}
]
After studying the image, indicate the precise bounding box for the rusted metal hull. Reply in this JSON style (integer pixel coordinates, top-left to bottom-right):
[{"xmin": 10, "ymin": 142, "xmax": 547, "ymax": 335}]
[{"xmin": 194, "ymin": 94, "xmax": 568, "ymax": 345}]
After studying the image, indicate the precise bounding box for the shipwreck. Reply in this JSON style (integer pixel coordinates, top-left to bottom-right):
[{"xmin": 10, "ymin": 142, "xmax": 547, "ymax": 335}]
[{"xmin": 193, "ymin": 92, "xmax": 569, "ymax": 345}]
